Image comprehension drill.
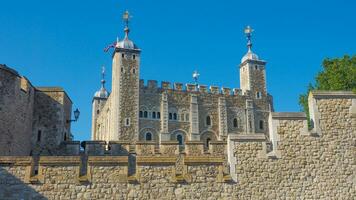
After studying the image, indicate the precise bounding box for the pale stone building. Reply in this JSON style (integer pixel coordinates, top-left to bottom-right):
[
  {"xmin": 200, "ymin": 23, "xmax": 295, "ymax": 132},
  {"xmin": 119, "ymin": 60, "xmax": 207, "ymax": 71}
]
[
  {"xmin": 91, "ymin": 18, "xmax": 273, "ymax": 147},
  {"xmin": 0, "ymin": 64, "xmax": 73, "ymax": 156}
]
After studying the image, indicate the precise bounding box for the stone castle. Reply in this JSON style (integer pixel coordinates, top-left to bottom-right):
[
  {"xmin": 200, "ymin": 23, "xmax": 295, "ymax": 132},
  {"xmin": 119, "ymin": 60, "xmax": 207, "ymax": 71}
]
[
  {"xmin": 0, "ymin": 11, "xmax": 355, "ymax": 200},
  {"xmin": 91, "ymin": 19, "xmax": 272, "ymax": 147}
]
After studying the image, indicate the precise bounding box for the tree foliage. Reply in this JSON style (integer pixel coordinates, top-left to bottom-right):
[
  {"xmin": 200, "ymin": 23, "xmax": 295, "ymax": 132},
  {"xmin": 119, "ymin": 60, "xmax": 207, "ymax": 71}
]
[{"xmin": 299, "ymin": 55, "xmax": 356, "ymax": 122}]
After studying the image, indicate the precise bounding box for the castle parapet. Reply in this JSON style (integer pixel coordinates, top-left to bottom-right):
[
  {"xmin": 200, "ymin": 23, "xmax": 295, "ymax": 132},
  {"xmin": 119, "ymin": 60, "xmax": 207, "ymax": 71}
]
[
  {"xmin": 233, "ymin": 88, "xmax": 242, "ymax": 96},
  {"xmin": 60, "ymin": 141, "xmax": 80, "ymax": 155},
  {"xmin": 185, "ymin": 141, "xmax": 205, "ymax": 155},
  {"xmin": 147, "ymin": 80, "xmax": 158, "ymax": 89},
  {"xmin": 82, "ymin": 141, "xmax": 106, "ymax": 155},
  {"xmin": 161, "ymin": 81, "xmax": 171, "ymax": 89},
  {"xmin": 198, "ymin": 85, "xmax": 208, "ymax": 93},
  {"xmin": 210, "ymin": 86, "xmax": 219, "ymax": 94},
  {"xmin": 186, "ymin": 84, "xmax": 196, "ymax": 92},
  {"xmin": 159, "ymin": 141, "xmax": 179, "ymax": 155},
  {"xmin": 174, "ymin": 82, "xmax": 183, "ymax": 91},
  {"xmin": 136, "ymin": 141, "xmax": 156, "ymax": 155},
  {"xmin": 108, "ymin": 141, "xmax": 130, "ymax": 156},
  {"xmin": 209, "ymin": 141, "xmax": 227, "ymax": 156},
  {"xmin": 222, "ymin": 87, "xmax": 231, "ymax": 95}
]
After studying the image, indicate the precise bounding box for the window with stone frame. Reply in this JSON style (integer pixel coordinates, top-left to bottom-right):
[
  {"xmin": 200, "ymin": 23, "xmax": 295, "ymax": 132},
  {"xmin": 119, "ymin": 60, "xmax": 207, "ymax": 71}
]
[
  {"xmin": 259, "ymin": 120, "xmax": 264, "ymax": 130},
  {"xmin": 206, "ymin": 116, "xmax": 212, "ymax": 126},
  {"xmin": 233, "ymin": 118, "xmax": 238, "ymax": 128},
  {"xmin": 177, "ymin": 134, "xmax": 184, "ymax": 145},
  {"xmin": 157, "ymin": 112, "xmax": 161, "ymax": 119},
  {"xmin": 145, "ymin": 132, "xmax": 152, "ymax": 141},
  {"xmin": 152, "ymin": 111, "xmax": 156, "ymax": 119},
  {"xmin": 139, "ymin": 111, "xmax": 143, "ymax": 118},
  {"xmin": 144, "ymin": 111, "xmax": 148, "ymax": 118}
]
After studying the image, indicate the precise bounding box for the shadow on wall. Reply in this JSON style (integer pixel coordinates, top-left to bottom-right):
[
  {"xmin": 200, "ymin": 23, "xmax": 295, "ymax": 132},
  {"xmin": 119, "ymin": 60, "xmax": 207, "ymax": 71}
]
[{"xmin": 0, "ymin": 166, "xmax": 47, "ymax": 200}]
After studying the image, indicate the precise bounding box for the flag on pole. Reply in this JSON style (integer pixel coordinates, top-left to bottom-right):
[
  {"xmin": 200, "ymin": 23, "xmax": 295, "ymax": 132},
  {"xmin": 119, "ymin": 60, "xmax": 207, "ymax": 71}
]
[{"xmin": 103, "ymin": 41, "xmax": 117, "ymax": 52}]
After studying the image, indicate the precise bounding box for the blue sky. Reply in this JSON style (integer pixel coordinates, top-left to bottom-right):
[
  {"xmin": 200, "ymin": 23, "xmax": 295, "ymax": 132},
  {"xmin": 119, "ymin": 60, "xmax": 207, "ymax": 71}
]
[{"xmin": 1, "ymin": 0, "xmax": 355, "ymax": 141}]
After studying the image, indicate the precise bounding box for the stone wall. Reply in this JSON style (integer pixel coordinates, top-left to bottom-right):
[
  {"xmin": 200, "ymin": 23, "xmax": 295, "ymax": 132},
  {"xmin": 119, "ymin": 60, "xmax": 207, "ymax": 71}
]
[
  {"xmin": 1, "ymin": 91, "xmax": 355, "ymax": 199},
  {"xmin": 0, "ymin": 64, "xmax": 35, "ymax": 156},
  {"xmin": 0, "ymin": 64, "xmax": 73, "ymax": 156},
  {"xmin": 31, "ymin": 87, "xmax": 73, "ymax": 155}
]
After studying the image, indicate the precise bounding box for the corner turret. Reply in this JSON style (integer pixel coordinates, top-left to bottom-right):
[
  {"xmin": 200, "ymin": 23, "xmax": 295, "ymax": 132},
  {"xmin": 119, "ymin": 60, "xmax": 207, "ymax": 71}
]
[
  {"xmin": 91, "ymin": 66, "xmax": 109, "ymax": 140},
  {"xmin": 239, "ymin": 26, "xmax": 267, "ymax": 99}
]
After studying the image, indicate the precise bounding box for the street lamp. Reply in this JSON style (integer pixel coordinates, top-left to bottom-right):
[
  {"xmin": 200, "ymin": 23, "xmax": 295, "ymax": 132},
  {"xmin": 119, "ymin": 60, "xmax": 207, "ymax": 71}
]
[{"xmin": 67, "ymin": 108, "xmax": 80, "ymax": 123}]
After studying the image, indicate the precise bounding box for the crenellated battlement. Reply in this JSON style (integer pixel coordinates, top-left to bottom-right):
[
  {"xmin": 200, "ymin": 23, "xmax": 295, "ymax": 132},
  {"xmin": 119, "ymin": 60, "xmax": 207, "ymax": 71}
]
[
  {"xmin": 0, "ymin": 141, "xmax": 230, "ymax": 185},
  {"xmin": 139, "ymin": 79, "xmax": 247, "ymax": 96},
  {"xmin": 1, "ymin": 91, "xmax": 355, "ymax": 199}
]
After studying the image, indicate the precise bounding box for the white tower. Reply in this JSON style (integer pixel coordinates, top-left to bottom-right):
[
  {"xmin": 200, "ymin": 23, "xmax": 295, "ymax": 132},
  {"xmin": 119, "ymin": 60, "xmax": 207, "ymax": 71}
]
[
  {"xmin": 239, "ymin": 26, "xmax": 267, "ymax": 99},
  {"xmin": 109, "ymin": 11, "xmax": 141, "ymax": 141}
]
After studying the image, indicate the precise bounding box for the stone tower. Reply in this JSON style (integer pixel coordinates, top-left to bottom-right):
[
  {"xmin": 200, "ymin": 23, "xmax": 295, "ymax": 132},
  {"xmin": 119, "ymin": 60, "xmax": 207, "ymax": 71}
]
[
  {"xmin": 110, "ymin": 11, "xmax": 141, "ymax": 141},
  {"xmin": 239, "ymin": 26, "xmax": 268, "ymax": 134},
  {"xmin": 91, "ymin": 67, "xmax": 109, "ymax": 140},
  {"xmin": 239, "ymin": 26, "xmax": 267, "ymax": 99}
]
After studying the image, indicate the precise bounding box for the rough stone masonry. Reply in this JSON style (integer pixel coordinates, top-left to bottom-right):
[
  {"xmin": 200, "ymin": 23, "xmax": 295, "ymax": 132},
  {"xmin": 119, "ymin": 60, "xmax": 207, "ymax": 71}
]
[{"xmin": 0, "ymin": 91, "xmax": 355, "ymax": 199}]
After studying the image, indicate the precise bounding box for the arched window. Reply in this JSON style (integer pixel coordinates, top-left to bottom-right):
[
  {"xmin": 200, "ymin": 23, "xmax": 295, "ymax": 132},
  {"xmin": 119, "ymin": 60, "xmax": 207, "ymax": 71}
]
[
  {"xmin": 177, "ymin": 135, "xmax": 183, "ymax": 145},
  {"xmin": 152, "ymin": 112, "xmax": 156, "ymax": 119},
  {"xmin": 206, "ymin": 138, "xmax": 211, "ymax": 148},
  {"xmin": 64, "ymin": 133, "xmax": 67, "ymax": 141},
  {"xmin": 97, "ymin": 110, "xmax": 100, "ymax": 114},
  {"xmin": 157, "ymin": 112, "xmax": 161, "ymax": 119},
  {"xmin": 259, "ymin": 120, "xmax": 264, "ymax": 130},
  {"xmin": 206, "ymin": 116, "xmax": 211, "ymax": 126},
  {"xmin": 169, "ymin": 113, "xmax": 173, "ymax": 120},
  {"xmin": 185, "ymin": 114, "xmax": 189, "ymax": 121},
  {"xmin": 173, "ymin": 113, "xmax": 177, "ymax": 120},
  {"xmin": 145, "ymin": 132, "xmax": 152, "ymax": 141},
  {"xmin": 233, "ymin": 118, "xmax": 238, "ymax": 128},
  {"xmin": 144, "ymin": 111, "xmax": 148, "ymax": 118},
  {"xmin": 133, "ymin": 69, "xmax": 136, "ymax": 74},
  {"xmin": 139, "ymin": 111, "xmax": 143, "ymax": 118}
]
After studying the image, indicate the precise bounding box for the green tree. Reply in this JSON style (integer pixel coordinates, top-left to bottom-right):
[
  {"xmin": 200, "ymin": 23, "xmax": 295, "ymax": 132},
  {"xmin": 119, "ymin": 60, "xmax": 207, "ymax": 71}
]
[{"xmin": 299, "ymin": 55, "xmax": 356, "ymax": 124}]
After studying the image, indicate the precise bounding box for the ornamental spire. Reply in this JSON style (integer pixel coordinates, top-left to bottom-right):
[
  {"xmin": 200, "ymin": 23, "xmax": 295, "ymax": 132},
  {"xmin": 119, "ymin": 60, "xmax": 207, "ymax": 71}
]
[
  {"xmin": 122, "ymin": 10, "xmax": 132, "ymax": 39},
  {"xmin": 101, "ymin": 66, "xmax": 106, "ymax": 89},
  {"xmin": 244, "ymin": 25, "xmax": 254, "ymax": 53}
]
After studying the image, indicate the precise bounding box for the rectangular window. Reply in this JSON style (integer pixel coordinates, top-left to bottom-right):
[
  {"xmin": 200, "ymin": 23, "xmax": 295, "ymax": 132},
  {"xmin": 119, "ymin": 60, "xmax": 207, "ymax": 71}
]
[{"xmin": 37, "ymin": 130, "xmax": 42, "ymax": 142}]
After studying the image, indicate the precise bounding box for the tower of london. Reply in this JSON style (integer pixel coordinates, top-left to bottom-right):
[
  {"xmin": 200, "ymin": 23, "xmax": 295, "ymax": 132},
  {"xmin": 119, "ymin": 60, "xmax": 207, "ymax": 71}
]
[
  {"xmin": 0, "ymin": 10, "xmax": 355, "ymax": 200},
  {"xmin": 91, "ymin": 14, "xmax": 273, "ymax": 147}
]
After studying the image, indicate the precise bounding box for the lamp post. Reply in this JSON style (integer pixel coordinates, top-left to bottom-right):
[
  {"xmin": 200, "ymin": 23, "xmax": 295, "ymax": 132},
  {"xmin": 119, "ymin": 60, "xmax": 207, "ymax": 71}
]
[{"xmin": 67, "ymin": 108, "xmax": 80, "ymax": 123}]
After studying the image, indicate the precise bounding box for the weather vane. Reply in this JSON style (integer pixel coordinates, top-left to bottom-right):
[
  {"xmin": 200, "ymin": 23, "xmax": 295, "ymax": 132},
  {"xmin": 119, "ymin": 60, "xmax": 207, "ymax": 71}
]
[
  {"xmin": 122, "ymin": 10, "xmax": 131, "ymax": 27},
  {"xmin": 101, "ymin": 66, "xmax": 106, "ymax": 88},
  {"xmin": 244, "ymin": 25, "xmax": 254, "ymax": 52},
  {"xmin": 192, "ymin": 70, "xmax": 200, "ymax": 90}
]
